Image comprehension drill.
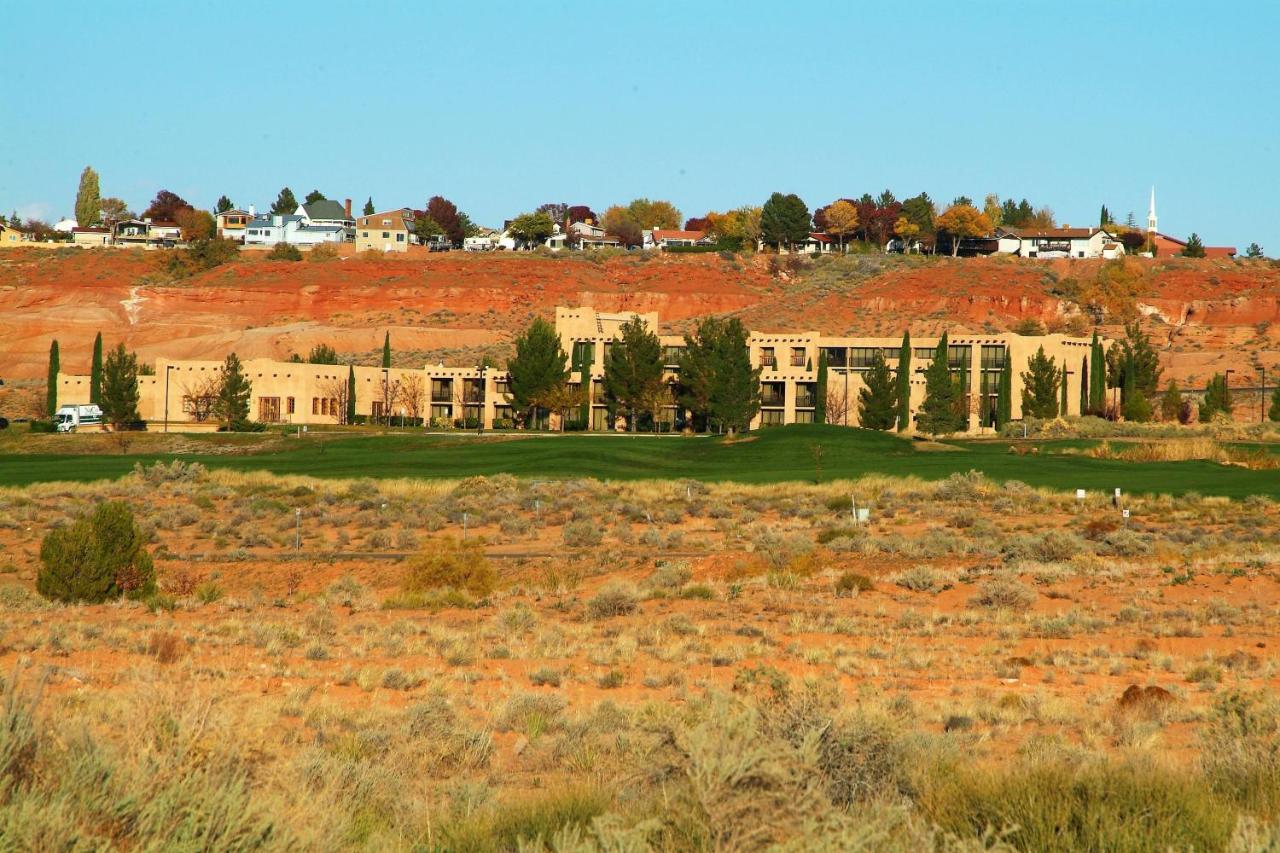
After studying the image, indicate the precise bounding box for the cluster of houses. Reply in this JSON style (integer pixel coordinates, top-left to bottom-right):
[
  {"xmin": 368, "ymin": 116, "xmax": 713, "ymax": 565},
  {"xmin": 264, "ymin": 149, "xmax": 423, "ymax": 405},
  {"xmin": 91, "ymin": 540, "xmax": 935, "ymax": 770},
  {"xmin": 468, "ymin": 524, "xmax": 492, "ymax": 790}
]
[{"xmin": 5, "ymin": 188, "xmax": 1236, "ymax": 259}]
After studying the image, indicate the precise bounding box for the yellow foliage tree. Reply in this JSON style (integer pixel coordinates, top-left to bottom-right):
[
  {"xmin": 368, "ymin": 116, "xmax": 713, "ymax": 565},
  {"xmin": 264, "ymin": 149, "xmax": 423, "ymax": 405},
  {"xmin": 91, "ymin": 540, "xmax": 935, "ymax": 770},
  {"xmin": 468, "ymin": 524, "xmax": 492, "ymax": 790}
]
[
  {"xmin": 893, "ymin": 216, "xmax": 921, "ymax": 253},
  {"xmin": 823, "ymin": 200, "xmax": 858, "ymax": 253},
  {"xmin": 935, "ymin": 204, "xmax": 993, "ymax": 256}
]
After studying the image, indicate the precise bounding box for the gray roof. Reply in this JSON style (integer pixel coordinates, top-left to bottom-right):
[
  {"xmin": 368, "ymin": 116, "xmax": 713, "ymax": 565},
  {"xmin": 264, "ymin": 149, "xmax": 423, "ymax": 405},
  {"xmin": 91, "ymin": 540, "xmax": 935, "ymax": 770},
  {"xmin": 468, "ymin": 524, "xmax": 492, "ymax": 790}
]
[
  {"xmin": 248, "ymin": 214, "xmax": 302, "ymax": 228},
  {"xmin": 302, "ymin": 199, "xmax": 349, "ymax": 221},
  {"xmin": 297, "ymin": 224, "xmax": 345, "ymax": 233}
]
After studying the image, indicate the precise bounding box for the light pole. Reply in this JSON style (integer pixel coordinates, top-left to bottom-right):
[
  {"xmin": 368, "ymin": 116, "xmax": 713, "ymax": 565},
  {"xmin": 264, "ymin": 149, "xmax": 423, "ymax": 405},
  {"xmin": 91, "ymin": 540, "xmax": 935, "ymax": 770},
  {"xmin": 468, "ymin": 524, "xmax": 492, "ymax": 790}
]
[
  {"xmin": 163, "ymin": 364, "xmax": 175, "ymax": 433},
  {"xmin": 1261, "ymin": 366, "xmax": 1267, "ymax": 423},
  {"xmin": 1225, "ymin": 369, "xmax": 1235, "ymax": 414}
]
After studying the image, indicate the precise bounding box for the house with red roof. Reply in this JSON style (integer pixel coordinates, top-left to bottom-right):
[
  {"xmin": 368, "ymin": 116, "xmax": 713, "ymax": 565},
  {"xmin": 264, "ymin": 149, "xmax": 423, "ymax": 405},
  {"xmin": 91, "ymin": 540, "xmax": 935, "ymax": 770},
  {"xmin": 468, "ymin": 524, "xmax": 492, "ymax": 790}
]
[{"xmin": 643, "ymin": 228, "xmax": 714, "ymax": 250}]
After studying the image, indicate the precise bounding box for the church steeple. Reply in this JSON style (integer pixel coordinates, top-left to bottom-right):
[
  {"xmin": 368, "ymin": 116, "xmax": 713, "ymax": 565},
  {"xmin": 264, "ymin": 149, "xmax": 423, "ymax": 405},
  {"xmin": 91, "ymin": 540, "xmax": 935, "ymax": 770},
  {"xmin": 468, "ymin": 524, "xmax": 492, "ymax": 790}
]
[{"xmin": 1147, "ymin": 186, "xmax": 1157, "ymax": 234}]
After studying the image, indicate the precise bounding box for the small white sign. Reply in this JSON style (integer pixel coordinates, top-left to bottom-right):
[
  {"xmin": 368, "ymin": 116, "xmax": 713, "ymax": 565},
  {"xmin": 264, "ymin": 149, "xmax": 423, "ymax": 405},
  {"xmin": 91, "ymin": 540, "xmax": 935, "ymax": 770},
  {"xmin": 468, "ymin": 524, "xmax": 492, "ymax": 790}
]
[
  {"xmin": 1114, "ymin": 488, "xmax": 1122, "ymax": 498},
  {"xmin": 1076, "ymin": 489, "xmax": 1086, "ymax": 500},
  {"xmin": 1122, "ymin": 509, "xmax": 1130, "ymax": 519},
  {"xmin": 856, "ymin": 508, "xmax": 870, "ymax": 523}
]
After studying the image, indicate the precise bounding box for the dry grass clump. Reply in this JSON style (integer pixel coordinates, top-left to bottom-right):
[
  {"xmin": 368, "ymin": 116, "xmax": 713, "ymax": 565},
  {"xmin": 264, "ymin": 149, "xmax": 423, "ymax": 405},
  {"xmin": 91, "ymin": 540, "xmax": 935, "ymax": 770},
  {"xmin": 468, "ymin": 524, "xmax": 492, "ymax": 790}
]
[
  {"xmin": 586, "ymin": 581, "xmax": 640, "ymax": 619},
  {"xmin": 400, "ymin": 537, "xmax": 495, "ymax": 601},
  {"xmin": 969, "ymin": 576, "xmax": 1036, "ymax": 610},
  {"xmin": 1086, "ymin": 438, "xmax": 1280, "ymax": 470}
]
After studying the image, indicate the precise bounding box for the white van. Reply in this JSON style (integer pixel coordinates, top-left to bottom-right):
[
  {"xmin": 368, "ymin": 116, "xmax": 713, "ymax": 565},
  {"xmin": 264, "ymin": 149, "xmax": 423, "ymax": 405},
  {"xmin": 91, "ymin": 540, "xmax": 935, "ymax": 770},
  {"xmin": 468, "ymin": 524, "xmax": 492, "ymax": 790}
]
[{"xmin": 55, "ymin": 404, "xmax": 103, "ymax": 432}]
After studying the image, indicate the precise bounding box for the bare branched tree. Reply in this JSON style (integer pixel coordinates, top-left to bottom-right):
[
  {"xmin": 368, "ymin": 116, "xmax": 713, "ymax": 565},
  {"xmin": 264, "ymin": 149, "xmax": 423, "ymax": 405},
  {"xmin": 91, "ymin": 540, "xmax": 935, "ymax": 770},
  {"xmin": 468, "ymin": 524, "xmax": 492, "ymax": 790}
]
[
  {"xmin": 180, "ymin": 374, "xmax": 221, "ymax": 423},
  {"xmin": 825, "ymin": 380, "xmax": 851, "ymax": 426},
  {"xmin": 319, "ymin": 377, "xmax": 351, "ymax": 424},
  {"xmin": 400, "ymin": 374, "xmax": 425, "ymax": 423}
]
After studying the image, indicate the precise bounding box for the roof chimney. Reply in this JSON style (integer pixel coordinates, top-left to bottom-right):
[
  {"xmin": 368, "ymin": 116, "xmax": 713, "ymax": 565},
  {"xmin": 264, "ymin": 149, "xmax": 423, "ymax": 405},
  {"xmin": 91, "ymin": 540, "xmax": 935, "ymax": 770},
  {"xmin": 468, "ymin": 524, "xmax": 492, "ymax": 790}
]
[
  {"xmin": 248, "ymin": 204, "xmax": 256, "ymax": 216},
  {"xmin": 344, "ymin": 198, "xmax": 352, "ymax": 218}
]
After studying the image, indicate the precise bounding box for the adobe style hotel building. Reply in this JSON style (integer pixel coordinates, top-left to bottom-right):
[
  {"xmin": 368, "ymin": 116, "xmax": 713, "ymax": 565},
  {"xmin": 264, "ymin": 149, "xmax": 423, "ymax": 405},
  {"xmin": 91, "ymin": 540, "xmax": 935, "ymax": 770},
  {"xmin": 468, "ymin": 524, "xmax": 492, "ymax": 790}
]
[{"xmin": 57, "ymin": 307, "xmax": 1094, "ymax": 433}]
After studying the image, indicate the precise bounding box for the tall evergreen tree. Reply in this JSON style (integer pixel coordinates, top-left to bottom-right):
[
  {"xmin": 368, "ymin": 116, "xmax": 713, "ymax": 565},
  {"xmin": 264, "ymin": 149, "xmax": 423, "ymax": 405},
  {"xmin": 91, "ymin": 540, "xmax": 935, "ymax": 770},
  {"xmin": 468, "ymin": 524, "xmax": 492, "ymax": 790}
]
[
  {"xmin": 603, "ymin": 318, "xmax": 665, "ymax": 432},
  {"xmin": 814, "ymin": 351, "xmax": 828, "ymax": 424},
  {"xmin": 46, "ymin": 340, "xmax": 59, "ymax": 418},
  {"xmin": 996, "ymin": 354, "xmax": 1013, "ymax": 428},
  {"xmin": 1268, "ymin": 386, "xmax": 1280, "ymax": 422},
  {"xmin": 1198, "ymin": 373, "xmax": 1233, "ymax": 422},
  {"xmin": 895, "ymin": 331, "xmax": 912, "ymax": 431},
  {"xmin": 857, "ymin": 349, "xmax": 896, "ymax": 430},
  {"xmin": 918, "ymin": 333, "xmax": 959, "ymax": 434},
  {"xmin": 90, "ymin": 332, "xmax": 103, "ymax": 405},
  {"xmin": 213, "ymin": 352, "xmax": 252, "ymax": 430},
  {"xmin": 75, "ymin": 166, "xmax": 101, "ymax": 226},
  {"xmin": 571, "ymin": 343, "xmax": 593, "ymax": 428},
  {"xmin": 1088, "ymin": 331, "xmax": 1105, "ymax": 413},
  {"xmin": 214, "ymin": 195, "xmax": 234, "ymax": 214},
  {"xmin": 382, "ymin": 332, "xmax": 391, "ymax": 368},
  {"xmin": 346, "ymin": 366, "xmax": 357, "ymax": 425},
  {"xmin": 1160, "ymin": 380, "xmax": 1184, "ymax": 422},
  {"xmin": 270, "ymin": 187, "xmax": 299, "ymax": 215},
  {"xmin": 507, "ymin": 317, "xmax": 569, "ymax": 428},
  {"xmin": 759, "ymin": 192, "xmax": 811, "ymax": 250},
  {"xmin": 363, "ymin": 198, "xmax": 375, "ymax": 216},
  {"xmin": 1079, "ymin": 356, "xmax": 1089, "ymax": 416},
  {"xmin": 1019, "ymin": 346, "xmax": 1061, "ymax": 420},
  {"xmin": 100, "ymin": 344, "xmax": 140, "ymax": 430},
  {"xmin": 1182, "ymin": 233, "xmax": 1206, "ymax": 258},
  {"xmin": 1121, "ymin": 352, "xmax": 1153, "ymax": 421},
  {"xmin": 679, "ymin": 317, "xmax": 760, "ymax": 434},
  {"xmin": 1060, "ymin": 364, "xmax": 1069, "ymax": 416},
  {"xmin": 955, "ymin": 354, "xmax": 970, "ymax": 431}
]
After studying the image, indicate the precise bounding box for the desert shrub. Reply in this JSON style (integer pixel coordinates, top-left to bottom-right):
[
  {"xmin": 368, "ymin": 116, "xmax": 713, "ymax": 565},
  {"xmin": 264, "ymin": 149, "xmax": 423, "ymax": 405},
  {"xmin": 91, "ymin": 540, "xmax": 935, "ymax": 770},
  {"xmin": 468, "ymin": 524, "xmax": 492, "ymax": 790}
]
[
  {"xmin": 402, "ymin": 537, "xmax": 495, "ymax": 599},
  {"xmin": 893, "ymin": 565, "xmax": 943, "ymax": 594},
  {"xmin": 1032, "ymin": 529, "xmax": 1084, "ymax": 562},
  {"xmin": 37, "ymin": 501, "xmax": 156, "ymax": 603},
  {"xmin": 266, "ymin": 242, "xmax": 302, "ymax": 261},
  {"xmin": 563, "ymin": 520, "xmax": 603, "ymax": 548},
  {"xmin": 834, "ymin": 571, "xmax": 873, "ymax": 596},
  {"xmin": 679, "ymin": 583, "xmax": 715, "ymax": 600},
  {"xmin": 308, "ymin": 243, "xmax": 338, "ymax": 261},
  {"xmin": 1201, "ymin": 691, "xmax": 1280, "ymax": 816},
  {"xmin": 918, "ymin": 758, "xmax": 1235, "ymax": 851},
  {"xmin": 586, "ymin": 581, "xmax": 639, "ymax": 619},
  {"xmin": 440, "ymin": 785, "xmax": 609, "ymax": 851},
  {"xmin": 969, "ymin": 576, "xmax": 1036, "ymax": 609},
  {"xmin": 529, "ymin": 667, "xmax": 562, "ymax": 687},
  {"xmin": 146, "ymin": 631, "xmax": 186, "ymax": 664},
  {"xmin": 649, "ymin": 560, "xmax": 692, "ymax": 590},
  {"xmin": 1095, "ymin": 529, "xmax": 1151, "ymax": 557}
]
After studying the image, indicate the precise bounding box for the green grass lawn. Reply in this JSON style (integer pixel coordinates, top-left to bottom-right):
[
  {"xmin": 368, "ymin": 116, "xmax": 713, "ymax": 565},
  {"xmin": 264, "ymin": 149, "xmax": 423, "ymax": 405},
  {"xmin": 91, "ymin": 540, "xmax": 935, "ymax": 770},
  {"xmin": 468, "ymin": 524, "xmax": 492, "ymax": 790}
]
[{"xmin": 1, "ymin": 424, "xmax": 1276, "ymax": 498}]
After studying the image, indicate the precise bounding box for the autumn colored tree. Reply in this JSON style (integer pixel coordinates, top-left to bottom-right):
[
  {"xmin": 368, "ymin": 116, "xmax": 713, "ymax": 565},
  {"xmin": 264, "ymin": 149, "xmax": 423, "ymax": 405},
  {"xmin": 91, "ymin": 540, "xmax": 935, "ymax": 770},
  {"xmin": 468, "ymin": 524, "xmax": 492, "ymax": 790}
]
[
  {"xmin": 99, "ymin": 198, "xmax": 132, "ymax": 226},
  {"xmin": 566, "ymin": 205, "xmax": 598, "ymax": 225},
  {"xmin": 174, "ymin": 208, "xmax": 215, "ymax": 241},
  {"xmin": 869, "ymin": 190, "xmax": 902, "ymax": 247},
  {"xmin": 705, "ymin": 207, "xmax": 761, "ymax": 248},
  {"xmin": 74, "ymin": 166, "xmax": 101, "ymax": 227},
  {"xmin": 893, "ymin": 217, "xmax": 921, "ymax": 253},
  {"xmin": 142, "ymin": 190, "xmax": 192, "ymax": 222},
  {"xmin": 626, "ymin": 198, "xmax": 681, "ymax": 231},
  {"xmin": 601, "ymin": 205, "xmax": 641, "ymax": 247},
  {"xmin": 536, "ymin": 202, "xmax": 568, "ymax": 225},
  {"xmin": 935, "ymin": 203, "xmax": 992, "ymax": 256},
  {"xmin": 426, "ymin": 196, "xmax": 466, "ymax": 244},
  {"xmin": 822, "ymin": 200, "xmax": 858, "ymax": 252},
  {"xmin": 684, "ymin": 216, "xmax": 711, "ymax": 231},
  {"xmin": 760, "ymin": 192, "xmax": 810, "ymax": 251},
  {"xmin": 983, "ymin": 194, "xmax": 1003, "ymax": 226}
]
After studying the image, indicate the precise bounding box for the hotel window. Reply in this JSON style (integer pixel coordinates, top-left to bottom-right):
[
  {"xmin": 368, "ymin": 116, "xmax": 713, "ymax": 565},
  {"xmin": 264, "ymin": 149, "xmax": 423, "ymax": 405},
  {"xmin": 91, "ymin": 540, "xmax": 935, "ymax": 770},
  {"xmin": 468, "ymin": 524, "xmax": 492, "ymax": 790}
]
[
  {"xmin": 362, "ymin": 231, "xmax": 368, "ymax": 238},
  {"xmin": 760, "ymin": 409, "xmax": 785, "ymax": 427},
  {"xmin": 980, "ymin": 345, "xmax": 1006, "ymax": 370},
  {"xmin": 312, "ymin": 397, "xmax": 320, "ymax": 415},
  {"xmin": 396, "ymin": 233, "xmax": 405, "ymax": 242},
  {"xmin": 948, "ymin": 344, "xmax": 972, "ymax": 370},
  {"xmin": 663, "ymin": 345, "xmax": 686, "ymax": 367},
  {"xmin": 430, "ymin": 404, "xmax": 451, "ymax": 420},
  {"xmin": 790, "ymin": 347, "xmax": 807, "ymax": 367},
  {"xmin": 913, "ymin": 347, "xmax": 935, "ymax": 360},
  {"xmin": 759, "ymin": 347, "xmax": 775, "ymax": 367},
  {"xmin": 572, "ymin": 341, "xmax": 595, "ymax": 366},
  {"xmin": 286, "ymin": 397, "xmax": 295, "ymax": 415},
  {"xmin": 494, "ymin": 379, "xmax": 511, "ymax": 398},
  {"xmin": 795, "ymin": 382, "xmax": 816, "ymax": 408},
  {"xmin": 382, "ymin": 231, "xmax": 390, "ymax": 238},
  {"xmin": 760, "ymin": 382, "xmax": 785, "ymax": 407},
  {"xmin": 821, "ymin": 347, "xmax": 848, "ymax": 368},
  {"xmin": 431, "ymin": 378, "xmax": 453, "ymax": 402},
  {"xmin": 258, "ymin": 397, "xmax": 281, "ymax": 423},
  {"xmin": 850, "ymin": 347, "xmax": 883, "ymax": 369},
  {"xmin": 793, "ymin": 409, "xmax": 815, "ymax": 424}
]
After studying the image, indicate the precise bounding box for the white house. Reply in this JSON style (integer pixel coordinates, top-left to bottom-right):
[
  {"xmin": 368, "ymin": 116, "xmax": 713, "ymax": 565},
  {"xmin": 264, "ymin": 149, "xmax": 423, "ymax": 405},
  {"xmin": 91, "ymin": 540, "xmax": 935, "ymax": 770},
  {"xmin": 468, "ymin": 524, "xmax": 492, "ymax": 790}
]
[
  {"xmin": 643, "ymin": 228, "xmax": 713, "ymax": 250},
  {"xmin": 995, "ymin": 226, "xmax": 1125, "ymax": 259},
  {"xmin": 295, "ymin": 199, "xmax": 354, "ymax": 232},
  {"xmin": 243, "ymin": 214, "xmax": 347, "ymax": 247}
]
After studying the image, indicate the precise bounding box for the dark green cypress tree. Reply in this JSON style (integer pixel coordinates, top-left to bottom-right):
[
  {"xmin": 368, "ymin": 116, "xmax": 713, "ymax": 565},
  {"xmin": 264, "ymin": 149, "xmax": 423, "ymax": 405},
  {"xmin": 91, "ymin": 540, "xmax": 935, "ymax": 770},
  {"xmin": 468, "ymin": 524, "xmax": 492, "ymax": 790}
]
[
  {"xmin": 382, "ymin": 332, "xmax": 391, "ymax": 369},
  {"xmin": 90, "ymin": 332, "xmax": 103, "ymax": 405},
  {"xmin": 918, "ymin": 333, "xmax": 958, "ymax": 435},
  {"xmin": 1088, "ymin": 331, "xmax": 1105, "ymax": 414},
  {"xmin": 955, "ymin": 352, "xmax": 969, "ymax": 431},
  {"xmin": 346, "ymin": 365, "xmax": 357, "ymax": 425},
  {"xmin": 1079, "ymin": 356, "xmax": 1089, "ymax": 416},
  {"xmin": 814, "ymin": 351, "xmax": 828, "ymax": 424},
  {"xmin": 895, "ymin": 331, "xmax": 911, "ymax": 431},
  {"xmin": 1060, "ymin": 364, "xmax": 1069, "ymax": 416},
  {"xmin": 46, "ymin": 340, "xmax": 59, "ymax": 418}
]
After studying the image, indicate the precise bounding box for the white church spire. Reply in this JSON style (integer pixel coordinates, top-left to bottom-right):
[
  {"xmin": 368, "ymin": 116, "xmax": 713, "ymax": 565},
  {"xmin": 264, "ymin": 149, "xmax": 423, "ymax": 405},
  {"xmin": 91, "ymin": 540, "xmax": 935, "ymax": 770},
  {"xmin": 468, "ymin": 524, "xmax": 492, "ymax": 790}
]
[{"xmin": 1147, "ymin": 186, "xmax": 1157, "ymax": 234}]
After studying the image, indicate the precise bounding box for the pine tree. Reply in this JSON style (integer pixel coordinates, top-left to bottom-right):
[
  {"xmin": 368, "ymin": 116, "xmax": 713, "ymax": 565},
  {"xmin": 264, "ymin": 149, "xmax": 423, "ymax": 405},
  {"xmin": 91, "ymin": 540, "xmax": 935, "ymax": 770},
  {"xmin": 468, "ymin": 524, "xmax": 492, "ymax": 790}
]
[
  {"xmin": 90, "ymin": 332, "xmax": 103, "ymax": 405},
  {"xmin": 996, "ymin": 354, "xmax": 1013, "ymax": 428},
  {"xmin": 46, "ymin": 340, "xmax": 59, "ymax": 418},
  {"xmin": 382, "ymin": 332, "xmax": 391, "ymax": 368},
  {"xmin": 75, "ymin": 166, "xmax": 101, "ymax": 226},
  {"xmin": 1059, "ymin": 364, "xmax": 1069, "ymax": 416},
  {"xmin": 1019, "ymin": 346, "xmax": 1061, "ymax": 420},
  {"xmin": 1245, "ymin": 243, "xmax": 1265, "ymax": 259},
  {"xmin": 271, "ymin": 187, "xmax": 299, "ymax": 215},
  {"xmin": 1198, "ymin": 373, "xmax": 1232, "ymax": 422},
  {"xmin": 215, "ymin": 195, "xmax": 234, "ymax": 214},
  {"xmin": 955, "ymin": 355, "xmax": 970, "ymax": 431},
  {"xmin": 814, "ymin": 352, "xmax": 828, "ymax": 424},
  {"xmin": 918, "ymin": 333, "xmax": 959, "ymax": 434},
  {"xmin": 363, "ymin": 198, "xmax": 375, "ymax": 216},
  {"xmin": 857, "ymin": 349, "xmax": 896, "ymax": 430},
  {"xmin": 603, "ymin": 317, "xmax": 664, "ymax": 432},
  {"xmin": 346, "ymin": 366, "xmax": 357, "ymax": 425},
  {"xmin": 1122, "ymin": 352, "xmax": 1153, "ymax": 422},
  {"xmin": 1269, "ymin": 386, "xmax": 1280, "ymax": 422},
  {"xmin": 571, "ymin": 343, "xmax": 593, "ymax": 429},
  {"xmin": 507, "ymin": 317, "xmax": 569, "ymax": 428},
  {"xmin": 895, "ymin": 331, "xmax": 911, "ymax": 431},
  {"xmin": 100, "ymin": 344, "xmax": 140, "ymax": 430},
  {"xmin": 1182, "ymin": 233, "xmax": 1206, "ymax": 258},
  {"xmin": 1160, "ymin": 380, "xmax": 1183, "ymax": 422},
  {"xmin": 678, "ymin": 317, "xmax": 760, "ymax": 434},
  {"xmin": 213, "ymin": 352, "xmax": 252, "ymax": 430}
]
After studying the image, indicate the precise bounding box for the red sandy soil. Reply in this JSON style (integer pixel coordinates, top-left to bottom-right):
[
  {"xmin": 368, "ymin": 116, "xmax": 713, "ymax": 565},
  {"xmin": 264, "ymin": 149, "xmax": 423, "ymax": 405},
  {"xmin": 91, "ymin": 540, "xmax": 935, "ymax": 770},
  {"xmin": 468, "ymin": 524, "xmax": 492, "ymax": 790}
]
[{"xmin": 1, "ymin": 248, "xmax": 1276, "ymax": 393}]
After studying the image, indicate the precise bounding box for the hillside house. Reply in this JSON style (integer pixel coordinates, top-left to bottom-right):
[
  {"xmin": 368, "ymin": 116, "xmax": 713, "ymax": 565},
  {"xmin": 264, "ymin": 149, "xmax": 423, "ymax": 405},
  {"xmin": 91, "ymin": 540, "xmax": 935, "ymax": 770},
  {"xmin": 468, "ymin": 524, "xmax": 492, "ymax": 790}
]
[
  {"xmin": 215, "ymin": 209, "xmax": 252, "ymax": 242},
  {"xmin": 243, "ymin": 214, "xmax": 347, "ymax": 247},
  {"xmin": 0, "ymin": 223, "xmax": 26, "ymax": 245},
  {"xmin": 70, "ymin": 227, "xmax": 111, "ymax": 247},
  {"xmin": 643, "ymin": 229, "xmax": 713, "ymax": 250},
  {"xmin": 296, "ymin": 198, "xmax": 354, "ymax": 236},
  {"xmin": 1150, "ymin": 232, "xmax": 1236, "ymax": 258},
  {"xmin": 996, "ymin": 226, "xmax": 1124, "ymax": 259},
  {"xmin": 355, "ymin": 208, "xmax": 415, "ymax": 253}
]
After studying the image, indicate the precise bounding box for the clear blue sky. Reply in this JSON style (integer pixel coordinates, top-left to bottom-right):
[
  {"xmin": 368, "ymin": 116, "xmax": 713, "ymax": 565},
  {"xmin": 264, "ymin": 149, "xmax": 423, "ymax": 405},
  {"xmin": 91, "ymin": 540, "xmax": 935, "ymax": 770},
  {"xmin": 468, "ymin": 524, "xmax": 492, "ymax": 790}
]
[{"xmin": 2, "ymin": 1, "xmax": 1275, "ymax": 250}]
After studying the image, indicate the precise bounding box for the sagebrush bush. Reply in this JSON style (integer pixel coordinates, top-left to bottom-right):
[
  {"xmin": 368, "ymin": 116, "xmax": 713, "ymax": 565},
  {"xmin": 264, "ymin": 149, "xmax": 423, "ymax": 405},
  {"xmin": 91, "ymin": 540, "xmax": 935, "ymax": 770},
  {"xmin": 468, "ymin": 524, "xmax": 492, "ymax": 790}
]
[
  {"xmin": 266, "ymin": 241, "xmax": 302, "ymax": 261},
  {"xmin": 37, "ymin": 501, "xmax": 155, "ymax": 603},
  {"xmin": 834, "ymin": 571, "xmax": 873, "ymax": 596},
  {"xmin": 586, "ymin": 581, "xmax": 639, "ymax": 619},
  {"xmin": 402, "ymin": 538, "xmax": 495, "ymax": 598},
  {"xmin": 562, "ymin": 520, "xmax": 603, "ymax": 548},
  {"xmin": 969, "ymin": 576, "xmax": 1036, "ymax": 610}
]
